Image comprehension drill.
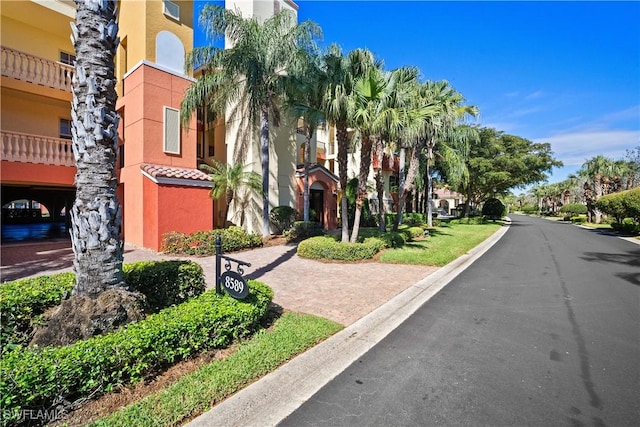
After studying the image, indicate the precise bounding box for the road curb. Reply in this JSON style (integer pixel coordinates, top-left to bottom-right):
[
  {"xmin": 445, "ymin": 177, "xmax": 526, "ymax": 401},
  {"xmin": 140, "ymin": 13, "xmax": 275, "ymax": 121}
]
[{"xmin": 185, "ymin": 220, "xmax": 511, "ymax": 427}]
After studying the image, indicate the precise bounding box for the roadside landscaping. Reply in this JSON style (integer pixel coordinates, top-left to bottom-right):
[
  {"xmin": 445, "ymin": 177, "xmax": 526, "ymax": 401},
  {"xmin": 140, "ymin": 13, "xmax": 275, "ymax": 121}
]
[{"xmin": 1, "ymin": 219, "xmax": 504, "ymax": 426}]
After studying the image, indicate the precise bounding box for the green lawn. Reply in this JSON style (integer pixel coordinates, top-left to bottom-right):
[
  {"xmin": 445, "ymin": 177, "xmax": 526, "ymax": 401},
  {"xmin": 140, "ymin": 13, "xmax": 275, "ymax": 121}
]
[
  {"xmin": 92, "ymin": 313, "xmax": 342, "ymax": 427},
  {"xmin": 378, "ymin": 220, "xmax": 503, "ymax": 266}
]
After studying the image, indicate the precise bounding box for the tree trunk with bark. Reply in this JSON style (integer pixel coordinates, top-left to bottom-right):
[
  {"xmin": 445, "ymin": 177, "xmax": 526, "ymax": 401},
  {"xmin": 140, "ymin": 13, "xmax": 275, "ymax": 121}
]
[
  {"xmin": 260, "ymin": 105, "xmax": 271, "ymax": 236},
  {"xmin": 374, "ymin": 137, "xmax": 386, "ymax": 232},
  {"xmin": 32, "ymin": 0, "xmax": 145, "ymax": 347},
  {"xmin": 351, "ymin": 133, "xmax": 373, "ymax": 242},
  {"xmin": 336, "ymin": 122, "xmax": 350, "ymax": 242},
  {"xmin": 70, "ymin": 0, "xmax": 124, "ymax": 295}
]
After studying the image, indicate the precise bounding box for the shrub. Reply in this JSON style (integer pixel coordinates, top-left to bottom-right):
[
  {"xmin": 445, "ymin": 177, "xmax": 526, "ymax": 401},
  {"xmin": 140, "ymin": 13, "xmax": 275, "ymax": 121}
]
[
  {"xmin": 520, "ymin": 204, "xmax": 539, "ymax": 214},
  {"xmin": 611, "ymin": 218, "xmax": 640, "ymax": 234},
  {"xmin": 270, "ymin": 206, "xmax": 297, "ymax": 234},
  {"xmin": 123, "ymin": 260, "xmax": 206, "ymax": 312},
  {"xmin": 560, "ymin": 203, "xmax": 587, "ymax": 216},
  {"xmin": 0, "ymin": 273, "xmax": 75, "ymax": 351},
  {"xmin": 482, "ymin": 198, "xmax": 506, "ymax": 220},
  {"xmin": 1, "ymin": 261, "xmax": 205, "ymax": 350},
  {"xmin": 597, "ymin": 188, "xmax": 640, "ymax": 226},
  {"xmin": 384, "ymin": 212, "xmax": 425, "ymax": 228},
  {"xmin": 0, "ymin": 282, "xmax": 273, "ymax": 425},
  {"xmin": 283, "ymin": 221, "xmax": 325, "ymax": 243},
  {"xmin": 297, "ymin": 235, "xmax": 387, "ymax": 261},
  {"xmin": 570, "ymin": 216, "xmax": 587, "ymax": 224},
  {"xmin": 161, "ymin": 226, "xmax": 263, "ymax": 256}
]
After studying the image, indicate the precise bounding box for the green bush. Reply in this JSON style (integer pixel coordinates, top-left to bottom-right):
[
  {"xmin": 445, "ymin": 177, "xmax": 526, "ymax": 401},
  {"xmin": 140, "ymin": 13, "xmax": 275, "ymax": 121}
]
[
  {"xmin": 0, "ymin": 282, "xmax": 273, "ymax": 425},
  {"xmin": 384, "ymin": 212, "xmax": 425, "ymax": 228},
  {"xmin": 449, "ymin": 216, "xmax": 488, "ymax": 225},
  {"xmin": 611, "ymin": 218, "xmax": 640, "ymax": 234},
  {"xmin": 482, "ymin": 198, "xmax": 506, "ymax": 220},
  {"xmin": 560, "ymin": 203, "xmax": 587, "ymax": 216},
  {"xmin": 520, "ymin": 204, "xmax": 539, "ymax": 214},
  {"xmin": 0, "ymin": 273, "xmax": 75, "ymax": 351},
  {"xmin": 283, "ymin": 221, "xmax": 325, "ymax": 243},
  {"xmin": 161, "ymin": 226, "xmax": 263, "ymax": 256},
  {"xmin": 570, "ymin": 216, "xmax": 587, "ymax": 224},
  {"xmin": 1, "ymin": 261, "xmax": 205, "ymax": 351},
  {"xmin": 270, "ymin": 206, "xmax": 297, "ymax": 234},
  {"xmin": 297, "ymin": 235, "xmax": 387, "ymax": 261},
  {"xmin": 597, "ymin": 188, "xmax": 640, "ymax": 226},
  {"xmin": 123, "ymin": 260, "xmax": 205, "ymax": 312}
]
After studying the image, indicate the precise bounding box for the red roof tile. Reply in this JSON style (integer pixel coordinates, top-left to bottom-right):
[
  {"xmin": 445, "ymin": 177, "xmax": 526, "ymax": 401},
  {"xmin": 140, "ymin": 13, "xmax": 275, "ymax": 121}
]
[{"xmin": 141, "ymin": 164, "xmax": 212, "ymax": 182}]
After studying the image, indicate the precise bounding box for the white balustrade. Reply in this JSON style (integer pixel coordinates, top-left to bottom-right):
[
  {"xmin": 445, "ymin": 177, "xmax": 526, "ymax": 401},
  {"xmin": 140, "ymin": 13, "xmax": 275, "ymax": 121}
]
[
  {"xmin": 1, "ymin": 46, "xmax": 74, "ymax": 91},
  {"xmin": 1, "ymin": 130, "xmax": 75, "ymax": 167}
]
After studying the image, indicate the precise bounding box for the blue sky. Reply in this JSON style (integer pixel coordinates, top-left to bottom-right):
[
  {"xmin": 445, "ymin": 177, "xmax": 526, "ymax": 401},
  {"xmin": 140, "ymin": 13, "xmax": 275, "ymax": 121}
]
[{"xmin": 194, "ymin": 1, "xmax": 640, "ymax": 190}]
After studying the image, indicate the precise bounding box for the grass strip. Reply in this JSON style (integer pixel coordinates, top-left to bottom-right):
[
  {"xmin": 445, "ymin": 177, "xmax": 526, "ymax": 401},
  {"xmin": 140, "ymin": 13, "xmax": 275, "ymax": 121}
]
[
  {"xmin": 91, "ymin": 312, "xmax": 343, "ymax": 427},
  {"xmin": 378, "ymin": 221, "xmax": 503, "ymax": 266}
]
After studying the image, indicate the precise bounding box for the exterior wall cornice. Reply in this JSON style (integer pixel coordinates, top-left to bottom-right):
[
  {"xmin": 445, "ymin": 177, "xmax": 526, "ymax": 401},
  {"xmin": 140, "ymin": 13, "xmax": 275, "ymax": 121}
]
[{"xmin": 123, "ymin": 59, "xmax": 195, "ymax": 82}]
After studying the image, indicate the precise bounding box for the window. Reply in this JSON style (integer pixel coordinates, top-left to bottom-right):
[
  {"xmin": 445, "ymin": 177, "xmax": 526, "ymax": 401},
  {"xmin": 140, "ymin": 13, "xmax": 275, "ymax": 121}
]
[
  {"xmin": 59, "ymin": 118, "xmax": 72, "ymax": 140},
  {"xmin": 163, "ymin": 107, "xmax": 181, "ymax": 154},
  {"xmin": 162, "ymin": 0, "xmax": 180, "ymax": 21},
  {"xmin": 59, "ymin": 51, "xmax": 75, "ymax": 66}
]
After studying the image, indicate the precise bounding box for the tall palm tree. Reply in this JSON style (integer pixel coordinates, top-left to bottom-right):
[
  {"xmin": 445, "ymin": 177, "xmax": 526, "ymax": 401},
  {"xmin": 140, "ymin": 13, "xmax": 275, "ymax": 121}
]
[
  {"xmin": 181, "ymin": 5, "xmax": 321, "ymax": 237},
  {"xmin": 579, "ymin": 155, "xmax": 616, "ymax": 223},
  {"xmin": 283, "ymin": 57, "xmax": 326, "ymax": 222},
  {"xmin": 349, "ymin": 63, "xmax": 389, "ymax": 242},
  {"xmin": 321, "ymin": 46, "xmax": 378, "ymax": 242},
  {"xmin": 200, "ymin": 160, "xmax": 262, "ymax": 227},
  {"xmin": 69, "ymin": 0, "xmax": 124, "ymax": 295}
]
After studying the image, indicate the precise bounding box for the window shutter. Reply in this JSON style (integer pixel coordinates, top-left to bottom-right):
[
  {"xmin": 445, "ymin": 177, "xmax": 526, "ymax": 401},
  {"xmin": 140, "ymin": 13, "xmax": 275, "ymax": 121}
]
[{"xmin": 164, "ymin": 107, "xmax": 181, "ymax": 154}]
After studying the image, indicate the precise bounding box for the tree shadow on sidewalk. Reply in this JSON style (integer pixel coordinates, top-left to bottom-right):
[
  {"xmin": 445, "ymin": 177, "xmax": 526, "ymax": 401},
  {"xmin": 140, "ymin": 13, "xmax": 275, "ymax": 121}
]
[{"xmin": 245, "ymin": 245, "xmax": 298, "ymax": 281}]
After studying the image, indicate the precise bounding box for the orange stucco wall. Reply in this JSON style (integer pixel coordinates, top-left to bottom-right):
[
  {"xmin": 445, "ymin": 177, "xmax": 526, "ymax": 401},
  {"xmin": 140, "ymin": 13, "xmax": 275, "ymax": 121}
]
[
  {"xmin": 118, "ymin": 62, "xmax": 199, "ymax": 249},
  {"xmin": 295, "ymin": 171, "xmax": 338, "ymax": 230},
  {"xmin": 1, "ymin": 161, "xmax": 75, "ymax": 186},
  {"xmin": 142, "ymin": 176, "xmax": 213, "ymax": 251}
]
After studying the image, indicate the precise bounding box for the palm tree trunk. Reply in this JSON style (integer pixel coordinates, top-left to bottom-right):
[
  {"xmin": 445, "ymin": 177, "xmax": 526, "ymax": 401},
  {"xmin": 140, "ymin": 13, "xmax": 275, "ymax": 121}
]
[
  {"xmin": 303, "ymin": 128, "xmax": 313, "ymax": 222},
  {"xmin": 426, "ymin": 141, "xmax": 434, "ymax": 228},
  {"xmin": 374, "ymin": 137, "xmax": 385, "ymax": 232},
  {"xmin": 398, "ymin": 142, "xmax": 406, "ymax": 224},
  {"xmin": 336, "ymin": 122, "xmax": 349, "ymax": 242},
  {"xmin": 393, "ymin": 140, "xmax": 423, "ymax": 231},
  {"xmin": 351, "ymin": 133, "xmax": 373, "ymax": 242},
  {"xmin": 70, "ymin": 0, "xmax": 124, "ymax": 296},
  {"xmin": 260, "ymin": 104, "xmax": 270, "ymax": 237}
]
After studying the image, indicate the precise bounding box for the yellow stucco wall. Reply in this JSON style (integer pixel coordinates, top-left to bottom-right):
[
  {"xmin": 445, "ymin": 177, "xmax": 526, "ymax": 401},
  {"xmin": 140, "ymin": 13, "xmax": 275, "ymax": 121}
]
[{"xmin": 1, "ymin": 88, "xmax": 71, "ymax": 137}]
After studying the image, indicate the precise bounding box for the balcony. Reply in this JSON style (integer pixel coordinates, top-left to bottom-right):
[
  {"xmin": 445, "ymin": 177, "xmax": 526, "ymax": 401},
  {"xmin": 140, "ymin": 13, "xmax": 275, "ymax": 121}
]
[
  {"xmin": 1, "ymin": 46, "xmax": 74, "ymax": 92},
  {"xmin": 1, "ymin": 130, "xmax": 75, "ymax": 167}
]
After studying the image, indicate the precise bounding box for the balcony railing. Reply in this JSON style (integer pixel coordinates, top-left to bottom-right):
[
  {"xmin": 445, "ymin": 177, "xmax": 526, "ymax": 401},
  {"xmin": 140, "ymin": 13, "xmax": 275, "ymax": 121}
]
[
  {"xmin": 1, "ymin": 46, "xmax": 74, "ymax": 91},
  {"xmin": 1, "ymin": 130, "xmax": 75, "ymax": 167}
]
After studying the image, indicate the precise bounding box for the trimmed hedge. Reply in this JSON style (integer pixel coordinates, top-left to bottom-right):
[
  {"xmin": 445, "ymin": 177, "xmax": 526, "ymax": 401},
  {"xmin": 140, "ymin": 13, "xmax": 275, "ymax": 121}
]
[
  {"xmin": 283, "ymin": 221, "xmax": 325, "ymax": 243},
  {"xmin": 596, "ymin": 188, "xmax": 640, "ymax": 225},
  {"xmin": 0, "ymin": 273, "xmax": 75, "ymax": 352},
  {"xmin": 161, "ymin": 226, "xmax": 263, "ymax": 256},
  {"xmin": 297, "ymin": 235, "xmax": 387, "ymax": 261},
  {"xmin": 482, "ymin": 198, "xmax": 506, "ymax": 220},
  {"xmin": 560, "ymin": 203, "xmax": 587, "ymax": 216},
  {"xmin": 122, "ymin": 261, "xmax": 205, "ymax": 312},
  {"xmin": 0, "ymin": 282, "xmax": 273, "ymax": 426},
  {"xmin": 1, "ymin": 261, "xmax": 205, "ymax": 351}
]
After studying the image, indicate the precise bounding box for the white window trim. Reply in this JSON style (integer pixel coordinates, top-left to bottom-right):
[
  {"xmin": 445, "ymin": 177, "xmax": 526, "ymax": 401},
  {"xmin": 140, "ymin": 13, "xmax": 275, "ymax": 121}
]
[
  {"xmin": 163, "ymin": 106, "xmax": 181, "ymax": 155},
  {"xmin": 163, "ymin": 0, "xmax": 180, "ymax": 21}
]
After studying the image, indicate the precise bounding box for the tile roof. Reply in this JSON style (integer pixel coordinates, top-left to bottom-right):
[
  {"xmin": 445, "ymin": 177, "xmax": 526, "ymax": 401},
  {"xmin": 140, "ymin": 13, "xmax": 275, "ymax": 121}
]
[{"xmin": 141, "ymin": 163, "xmax": 212, "ymax": 182}]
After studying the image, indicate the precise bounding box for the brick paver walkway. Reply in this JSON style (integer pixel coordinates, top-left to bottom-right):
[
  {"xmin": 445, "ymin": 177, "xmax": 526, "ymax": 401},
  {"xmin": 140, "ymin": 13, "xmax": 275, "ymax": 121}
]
[{"xmin": 1, "ymin": 240, "xmax": 438, "ymax": 326}]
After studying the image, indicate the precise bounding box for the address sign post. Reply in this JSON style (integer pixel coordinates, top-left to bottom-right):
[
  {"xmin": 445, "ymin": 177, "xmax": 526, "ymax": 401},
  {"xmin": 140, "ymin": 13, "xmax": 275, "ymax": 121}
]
[{"xmin": 215, "ymin": 236, "xmax": 251, "ymax": 299}]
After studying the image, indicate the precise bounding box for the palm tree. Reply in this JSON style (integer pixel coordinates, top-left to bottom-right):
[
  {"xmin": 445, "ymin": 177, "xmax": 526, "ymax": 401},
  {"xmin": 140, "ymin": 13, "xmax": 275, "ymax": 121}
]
[
  {"xmin": 181, "ymin": 5, "xmax": 321, "ymax": 237},
  {"xmin": 579, "ymin": 155, "xmax": 616, "ymax": 223},
  {"xmin": 200, "ymin": 160, "xmax": 262, "ymax": 227},
  {"xmin": 69, "ymin": 0, "xmax": 124, "ymax": 295},
  {"xmin": 283, "ymin": 57, "xmax": 326, "ymax": 222},
  {"xmin": 320, "ymin": 46, "xmax": 377, "ymax": 242}
]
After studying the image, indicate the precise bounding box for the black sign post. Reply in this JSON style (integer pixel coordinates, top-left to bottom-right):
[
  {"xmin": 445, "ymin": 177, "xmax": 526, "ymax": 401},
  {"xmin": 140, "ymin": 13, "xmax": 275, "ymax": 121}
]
[{"xmin": 215, "ymin": 236, "xmax": 251, "ymax": 299}]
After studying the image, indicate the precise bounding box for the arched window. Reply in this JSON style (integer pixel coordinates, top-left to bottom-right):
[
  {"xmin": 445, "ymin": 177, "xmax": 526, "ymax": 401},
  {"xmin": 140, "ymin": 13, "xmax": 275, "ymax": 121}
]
[{"xmin": 156, "ymin": 30, "xmax": 185, "ymax": 74}]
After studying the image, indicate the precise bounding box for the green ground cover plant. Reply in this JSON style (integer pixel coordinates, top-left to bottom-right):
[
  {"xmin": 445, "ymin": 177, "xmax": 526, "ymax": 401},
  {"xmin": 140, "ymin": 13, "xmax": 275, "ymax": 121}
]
[
  {"xmin": 0, "ymin": 261, "xmax": 205, "ymax": 351},
  {"xmin": 91, "ymin": 312, "xmax": 342, "ymax": 427},
  {"xmin": 0, "ymin": 282, "xmax": 272, "ymax": 425}
]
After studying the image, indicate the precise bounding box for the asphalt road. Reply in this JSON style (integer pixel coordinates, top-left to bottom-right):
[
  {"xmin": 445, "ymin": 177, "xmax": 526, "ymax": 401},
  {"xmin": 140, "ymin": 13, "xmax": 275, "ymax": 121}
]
[{"xmin": 280, "ymin": 215, "xmax": 640, "ymax": 427}]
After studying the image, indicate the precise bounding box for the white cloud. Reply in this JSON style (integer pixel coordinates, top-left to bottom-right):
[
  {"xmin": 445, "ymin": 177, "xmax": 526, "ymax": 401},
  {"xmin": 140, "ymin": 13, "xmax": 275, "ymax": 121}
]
[
  {"xmin": 525, "ymin": 90, "xmax": 544, "ymax": 100},
  {"xmin": 534, "ymin": 129, "xmax": 640, "ymax": 167}
]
